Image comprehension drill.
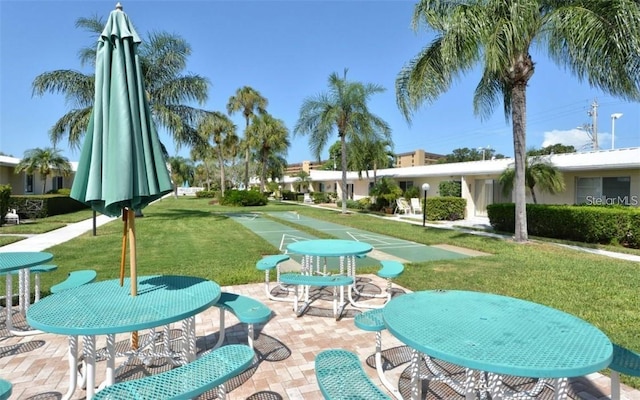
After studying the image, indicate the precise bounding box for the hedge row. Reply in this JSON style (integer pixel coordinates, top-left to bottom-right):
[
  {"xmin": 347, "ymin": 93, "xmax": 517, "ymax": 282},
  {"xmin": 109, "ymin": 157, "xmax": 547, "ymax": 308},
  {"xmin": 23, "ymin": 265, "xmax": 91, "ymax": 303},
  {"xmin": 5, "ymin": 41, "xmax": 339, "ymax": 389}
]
[
  {"xmin": 487, "ymin": 203, "xmax": 640, "ymax": 248},
  {"xmin": 7, "ymin": 195, "xmax": 88, "ymax": 219}
]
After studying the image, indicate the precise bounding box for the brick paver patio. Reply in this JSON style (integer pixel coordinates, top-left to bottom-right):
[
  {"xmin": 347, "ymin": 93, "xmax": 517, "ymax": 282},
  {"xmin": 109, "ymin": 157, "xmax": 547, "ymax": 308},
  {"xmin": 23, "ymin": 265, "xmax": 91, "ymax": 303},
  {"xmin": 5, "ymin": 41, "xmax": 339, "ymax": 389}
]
[{"xmin": 1, "ymin": 275, "xmax": 637, "ymax": 399}]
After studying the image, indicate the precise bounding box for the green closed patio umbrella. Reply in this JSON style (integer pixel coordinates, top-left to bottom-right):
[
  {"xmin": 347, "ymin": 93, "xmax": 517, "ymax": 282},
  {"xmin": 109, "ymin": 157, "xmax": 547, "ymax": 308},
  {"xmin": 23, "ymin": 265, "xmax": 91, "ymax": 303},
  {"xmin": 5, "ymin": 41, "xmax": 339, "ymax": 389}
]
[{"xmin": 71, "ymin": 2, "xmax": 172, "ymax": 297}]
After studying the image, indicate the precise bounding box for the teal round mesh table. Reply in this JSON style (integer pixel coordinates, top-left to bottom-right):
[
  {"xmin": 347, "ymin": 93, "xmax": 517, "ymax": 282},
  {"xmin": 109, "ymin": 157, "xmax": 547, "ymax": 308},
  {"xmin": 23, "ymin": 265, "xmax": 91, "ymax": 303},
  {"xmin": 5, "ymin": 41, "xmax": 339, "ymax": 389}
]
[
  {"xmin": 383, "ymin": 290, "xmax": 613, "ymax": 399},
  {"xmin": 26, "ymin": 275, "xmax": 220, "ymax": 400}
]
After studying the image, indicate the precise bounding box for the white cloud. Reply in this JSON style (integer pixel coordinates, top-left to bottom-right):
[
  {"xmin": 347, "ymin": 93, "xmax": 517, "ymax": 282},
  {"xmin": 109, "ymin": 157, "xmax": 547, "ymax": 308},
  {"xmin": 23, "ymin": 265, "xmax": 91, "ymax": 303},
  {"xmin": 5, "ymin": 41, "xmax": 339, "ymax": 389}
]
[{"xmin": 541, "ymin": 128, "xmax": 611, "ymax": 151}]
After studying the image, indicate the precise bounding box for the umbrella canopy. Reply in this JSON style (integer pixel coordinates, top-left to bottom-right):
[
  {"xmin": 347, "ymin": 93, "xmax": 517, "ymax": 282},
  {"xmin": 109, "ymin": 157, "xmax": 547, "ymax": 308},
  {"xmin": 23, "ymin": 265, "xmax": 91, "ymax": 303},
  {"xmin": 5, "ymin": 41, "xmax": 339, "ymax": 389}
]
[
  {"xmin": 71, "ymin": 3, "xmax": 172, "ymax": 218},
  {"xmin": 71, "ymin": 3, "xmax": 172, "ymax": 297}
]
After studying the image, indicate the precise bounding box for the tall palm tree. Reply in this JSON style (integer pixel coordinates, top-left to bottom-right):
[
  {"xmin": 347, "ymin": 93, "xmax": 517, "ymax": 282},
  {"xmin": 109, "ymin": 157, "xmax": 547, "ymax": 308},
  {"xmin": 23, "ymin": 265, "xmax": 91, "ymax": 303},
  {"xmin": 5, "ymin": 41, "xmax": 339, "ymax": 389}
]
[
  {"xmin": 349, "ymin": 136, "xmax": 394, "ymax": 184},
  {"xmin": 295, "ymin": 69, "xmax": 391, "ymax": 214},
  {"xmin": 499, "ymin": 156, "xmax": 566, "ymax": 205},
  {"xmin": 196, "ymin": 111, "xmax": 238, "ymax": 196},
  {"xmin": 226, "ymin": 86, "xmax": 268, "ymax": 190},
  {"xmin": 167, "ymin": 156, "xmax": 194, "ymax": 195},
  {"xmin": 32, "ymin": 15, "xmax": 209, "ymax": 150},
  {"xmin": 15, "ymin": 147, "xmax": 72, "ymax": 193},
  {"xmin": 246, "ymin": 114, "xmax": 290, "ymax": 192},
  {"xmin": 396, "ymin": 0, "xmax": 640, "ymax": 242}
]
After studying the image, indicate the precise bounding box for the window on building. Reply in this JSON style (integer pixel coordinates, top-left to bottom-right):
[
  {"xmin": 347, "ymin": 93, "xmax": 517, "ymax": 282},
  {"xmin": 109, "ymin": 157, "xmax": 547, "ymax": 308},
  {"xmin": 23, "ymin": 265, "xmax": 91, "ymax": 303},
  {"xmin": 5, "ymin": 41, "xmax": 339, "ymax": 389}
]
[
  {"xmin": 398, "ymin": 181, "xmax": 414, "ymax": 192},
  {"xmin": 53, "ymin": 176, "xmax": 63, "ymax": 191},
  {"xmin": 576, "ymin": 176, "xmax": 631, "ymax": 205},
  {"xmin": 26, "ymin": 174, "xmax": 34, "ymax": 193}
]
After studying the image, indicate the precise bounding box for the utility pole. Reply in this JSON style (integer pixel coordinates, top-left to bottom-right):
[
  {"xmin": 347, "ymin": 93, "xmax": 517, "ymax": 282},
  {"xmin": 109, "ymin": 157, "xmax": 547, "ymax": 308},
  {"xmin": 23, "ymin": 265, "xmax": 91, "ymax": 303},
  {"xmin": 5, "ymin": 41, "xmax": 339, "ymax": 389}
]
[{"xmin": 587, "ymin": 99, "xmax": 599, "ymax": 150}]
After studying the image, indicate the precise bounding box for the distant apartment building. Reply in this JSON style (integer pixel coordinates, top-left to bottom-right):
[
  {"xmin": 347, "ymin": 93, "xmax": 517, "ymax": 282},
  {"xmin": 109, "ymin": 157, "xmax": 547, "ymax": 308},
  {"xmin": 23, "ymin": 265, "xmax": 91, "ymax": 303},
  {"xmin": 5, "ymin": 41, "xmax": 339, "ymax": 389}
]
[
  {"xmin": 285, "ymin": 149, "xmax": 443, "ymax": 175},
  {"xmin": 285, "ymin": 160, "xmax": 328, "ymax": 176},
  {"xmin": 394, "ymin": 149, "xmax": 445, "ymax": 168}
]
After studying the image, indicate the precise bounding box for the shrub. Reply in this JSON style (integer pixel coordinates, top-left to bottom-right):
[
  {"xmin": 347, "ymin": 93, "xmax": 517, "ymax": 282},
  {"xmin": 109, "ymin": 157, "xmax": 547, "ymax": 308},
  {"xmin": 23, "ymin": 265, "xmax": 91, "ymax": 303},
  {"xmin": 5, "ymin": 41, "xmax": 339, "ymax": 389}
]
[
  {"xmin": 195, "ymin": 190, "xmax": 216, "ymax": 198},
  {"xmin": 281, "ymin": 190, "xmax": 297, "ymax": 201},
  {"xmin": 220, "ymin": 190, "xmax": 267, "ymax": 206},
  {"xmin": 404, "ymin": 186, "xmax": 420, "ymax": 199},
  {"xmin": 312, "ymin": 192, "xmax": 330, "ymax": 204},
  {"xmin": 487, "ymin": 203, "xmax": 640, "ymax": 248},
  {"xmin": 425, "ymin": 197, "xmax": 466, "ymax": 220},
  {"xmin": 369, "ymin": 177, "xmax": 402, "ymax": 209},
  {"xmin": 439, "ymin": 181, "xmax": 462, "ymax": 197},
  {"xmin": 336, "ymin": 199, "xmax": 362, "ymax": 210},
  {"xmin": 0, "ymin": 184, "xmax": 11, "ymax": 225}
]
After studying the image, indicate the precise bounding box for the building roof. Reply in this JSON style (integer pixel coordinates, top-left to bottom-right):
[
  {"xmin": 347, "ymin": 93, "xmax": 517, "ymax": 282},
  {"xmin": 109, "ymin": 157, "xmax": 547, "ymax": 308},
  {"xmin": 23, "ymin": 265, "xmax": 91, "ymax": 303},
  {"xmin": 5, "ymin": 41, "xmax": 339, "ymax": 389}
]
[{"xmin": 305, "ymin": 147, "xmax": 640, "ymax": 181}]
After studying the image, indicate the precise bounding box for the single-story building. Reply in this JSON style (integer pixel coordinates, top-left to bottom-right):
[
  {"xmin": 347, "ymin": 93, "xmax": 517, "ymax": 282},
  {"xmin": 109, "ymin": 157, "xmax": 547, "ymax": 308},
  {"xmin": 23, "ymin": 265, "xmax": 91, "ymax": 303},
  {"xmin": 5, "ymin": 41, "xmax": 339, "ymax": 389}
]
[{"xmin": 280, "ymin": 147, "xmax": 640, "ymax": 218}]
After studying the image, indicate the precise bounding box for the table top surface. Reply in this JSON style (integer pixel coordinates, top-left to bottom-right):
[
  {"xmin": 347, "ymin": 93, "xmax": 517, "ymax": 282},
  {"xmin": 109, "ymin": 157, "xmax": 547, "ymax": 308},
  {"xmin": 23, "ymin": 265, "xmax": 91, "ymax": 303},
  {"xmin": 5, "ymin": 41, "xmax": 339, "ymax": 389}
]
[
  {"xmin": 27, "ymin": 275, "xmax": 220, "ymax": 335},
  {"xmin": 383, "ymin": 290, "xmax": 613, "ymax": 378},
  {"xmin": 286, "ymin": 239, "xmax": 373, "ymax": 257},
  {"xmin": 0, "ymin": 252, "xmax": 54, "ymax": 272}
]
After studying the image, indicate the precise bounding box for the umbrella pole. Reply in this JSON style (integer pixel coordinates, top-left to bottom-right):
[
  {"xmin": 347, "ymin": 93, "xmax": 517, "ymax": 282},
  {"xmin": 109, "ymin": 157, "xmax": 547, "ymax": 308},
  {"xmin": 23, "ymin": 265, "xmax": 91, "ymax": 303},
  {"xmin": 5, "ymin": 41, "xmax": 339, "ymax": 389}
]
[
  {"xmin": 119, "ymin": 209, "xmax": 128, "ymax": 286},
  {"xmin": 128, "ymin": 208, "xmax": 139, "ymax": 349},
  {"xmin": 128, "ymin": 208, "xmax": 137, "ymax": 296}
]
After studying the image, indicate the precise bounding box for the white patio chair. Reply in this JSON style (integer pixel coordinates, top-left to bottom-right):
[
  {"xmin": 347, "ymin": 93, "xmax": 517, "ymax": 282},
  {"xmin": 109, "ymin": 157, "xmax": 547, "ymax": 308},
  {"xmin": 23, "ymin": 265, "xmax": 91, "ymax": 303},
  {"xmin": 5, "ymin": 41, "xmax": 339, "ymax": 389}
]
[
  {"xmin": 5, "ymin": 209, "xmax": 19, "ymax": 225},
  {"xmin": 410, "ymin": 198, "xmax": 422, "ymax": 214},
  {"xmin": 394, "ymin": 198, "xmax": 412, "ymax": 215}
]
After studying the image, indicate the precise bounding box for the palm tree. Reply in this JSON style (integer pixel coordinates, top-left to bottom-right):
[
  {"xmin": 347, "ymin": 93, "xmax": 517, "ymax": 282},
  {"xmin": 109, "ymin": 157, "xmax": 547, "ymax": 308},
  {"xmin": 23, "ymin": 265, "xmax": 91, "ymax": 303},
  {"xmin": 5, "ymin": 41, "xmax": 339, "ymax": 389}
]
[
  {"xmin": 167, "ymin": 156, "xmax": 194, "ymax": 196},
  {"xmin": 226, "ymin": 86, "xmax": 268, "ymax": 190},
  {"xmin": 349, "ymin": 136, "xmax": 394, "ymax": 184},
  {"xmin": 293, "ymin": 171, "xmax": 311, "ymax": 193},
  {"xmin": 15, "ymin": 147, "xmax": 72, "ymax": 193},
  {"xmin": 396, "ymin": 0, "xmax": 640, "ymax": 242},
  {"xmin": 196, "ymin": 111, "xmax": 238, "ymax": 196},
  {"xmin": 295, "ymin": 69, "xmax": 391, "ymax": 214},
  {"xmin": 246, "ymin": 114, "xmax": 290, "ymax": 192},
  {"xmin": 32, "ymin": 15, "xmax": 209, "ymax": 150},
  {"xmin": 499, "ymin": 156, "xmax": 566, "ymax": 205}
]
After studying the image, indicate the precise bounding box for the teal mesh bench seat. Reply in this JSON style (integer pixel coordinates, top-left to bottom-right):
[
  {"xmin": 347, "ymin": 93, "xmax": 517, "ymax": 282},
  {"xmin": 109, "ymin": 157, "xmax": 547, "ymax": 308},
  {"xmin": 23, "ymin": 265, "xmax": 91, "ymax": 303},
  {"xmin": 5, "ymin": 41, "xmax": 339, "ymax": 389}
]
[
  {"xmin": 0, "ymin": 378, "xmax": 12, "ymax": 400},
  {"xmin": 213, "ymin": 292, "xmax": 272, "ymax": 350},
  {"xmin": 354, "ymin": 309, "xmax": 402, "ymax": 399},
  {"xmin": 50, "ymin": 269, "xmax": 97, "ymax": 294},
  {"xmin": 610, "ymin": 343, "xmax": 640, "ymax": 400},
  {"xmin": 315, "ymin": 349, "xmax": 391, "ymax": 400},
  {"xmin": 377, "ymin": 261, "xmax": 405, "ymax": 302},
  {"xmin": 255, "ymin": 254, "xmax": 291, "ymax": 301},
  {"xmin": 93, "ymin": 344, "xmax": 254, "ymax": 400},
  {"xmin": 279, "ymin": 273, "xmax": 353, "ymax": 320}
]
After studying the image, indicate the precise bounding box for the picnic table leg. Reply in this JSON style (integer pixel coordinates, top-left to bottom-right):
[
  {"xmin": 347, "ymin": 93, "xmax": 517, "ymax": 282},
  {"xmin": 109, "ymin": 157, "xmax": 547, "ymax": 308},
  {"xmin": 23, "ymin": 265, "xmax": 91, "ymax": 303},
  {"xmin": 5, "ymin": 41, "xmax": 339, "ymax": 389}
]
[
  {"xmin": 105, "ymin": 334, "xmax": 115, "ymax": 386},
  {"xmin": 83, "ymin": 335, "xmax": 96, "ymax": 399},
  {"xmin": 410, "ymin": 349, "xmax": 422, "ymax": 400},
  {"xmin": 4, "ymin": 274, "xmax": 13, "ymax": 332},
  {"xmin": 554, "ymin": 378, "xmax": 569, "ymax": 400},
  {"xmin": 61, "ymin": 335, "xmax": 79, "ymax": 400}
]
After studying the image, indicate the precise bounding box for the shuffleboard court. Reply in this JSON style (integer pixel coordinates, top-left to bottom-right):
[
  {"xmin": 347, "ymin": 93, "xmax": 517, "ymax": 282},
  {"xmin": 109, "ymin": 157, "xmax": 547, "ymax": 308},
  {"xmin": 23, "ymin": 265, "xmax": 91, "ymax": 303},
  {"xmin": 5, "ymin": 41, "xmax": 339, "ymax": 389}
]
[
  {"xmin": 226, "ymin": 212, "xmax": 379, "ymax": 270},
  {"xmin": 267, "ymin": 212, "xmax": 470, "ymax": 263}
]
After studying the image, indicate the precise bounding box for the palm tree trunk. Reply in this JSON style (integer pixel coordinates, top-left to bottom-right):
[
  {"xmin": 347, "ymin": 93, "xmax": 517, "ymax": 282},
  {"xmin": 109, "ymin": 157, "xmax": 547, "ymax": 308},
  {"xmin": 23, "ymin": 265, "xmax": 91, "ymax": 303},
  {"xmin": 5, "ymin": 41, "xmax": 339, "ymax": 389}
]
[
  {"xmin": 260, "ymin": 152, "xmax": 267, "ymax": 192},
  {"xmin": 529, "ymin": 185, "xmax": 538, "ymax": 205},
  {"xmin": 217, "ymin": 148, "xmax": 225, "ymax": 197},
  {"xmin": 340, "ymin": 134, "xmax": 348, "ymax": 214},
  {"xmin": 244, "ymin": 118, "xmax": 250, "ymax": 190},
  {"xmin": 512, "ymin": 83, "xmax": 528, "ymax": 242}
]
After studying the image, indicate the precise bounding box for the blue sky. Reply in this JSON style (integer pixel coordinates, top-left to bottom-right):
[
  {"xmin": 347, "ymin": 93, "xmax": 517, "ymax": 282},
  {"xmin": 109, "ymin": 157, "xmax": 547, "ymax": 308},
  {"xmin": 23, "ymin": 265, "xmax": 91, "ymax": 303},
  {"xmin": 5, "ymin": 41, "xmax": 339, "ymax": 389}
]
[{"xmin": 1, "ymin": 0, "xmax": 638, "ymax": 164}]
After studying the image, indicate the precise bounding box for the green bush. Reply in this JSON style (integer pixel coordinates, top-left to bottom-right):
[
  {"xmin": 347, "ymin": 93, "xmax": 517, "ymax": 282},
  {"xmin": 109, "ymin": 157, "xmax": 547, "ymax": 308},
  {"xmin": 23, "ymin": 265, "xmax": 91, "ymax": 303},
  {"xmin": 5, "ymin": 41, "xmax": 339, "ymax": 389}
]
[
  {"xmin": 195, "ymin": 190, "xmax": 216, "ymax": 198},
  {"xmin": 425, "ymin": 197, "xmax": 466, "ymax": 221},
  {"xmin": 0, "ymin": 185, "xmax": 11, "ymax": 224},
  {"xmin": 281, "ymin": 190, "xmax": 297, "ymax": 201},
  {"xmin": 8, "ymin": 195, "xmax": 87, "ymax": 219},
  {"xmin": 312, "ymin": 192, "xmax": 330, "ymax": 204},
  {"xmin": 403, "ymin": 186, "xmax": 420, "ymax": 199},
  {"xmin": 439, "ymin": 181, "xmax": 462, "ymax": 197},
  {"xmin": 487, "ymin": 203, "xmax": 640, "ymax": 248},
  {"xmin": 336, "ymin": 199, "xmax": 363, "ymax": 210},
  {"xmin": 220, "ymin": 190, "xmax": 267, "ymax": 206}
]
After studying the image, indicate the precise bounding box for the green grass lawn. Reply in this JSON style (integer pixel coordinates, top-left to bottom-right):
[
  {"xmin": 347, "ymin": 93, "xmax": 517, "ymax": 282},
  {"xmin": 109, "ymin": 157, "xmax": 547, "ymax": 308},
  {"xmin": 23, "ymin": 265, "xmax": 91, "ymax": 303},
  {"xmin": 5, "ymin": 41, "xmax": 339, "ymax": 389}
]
[{"xmin": 4, "ymin": 197, "xmax": 640, "ymax": 388}]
